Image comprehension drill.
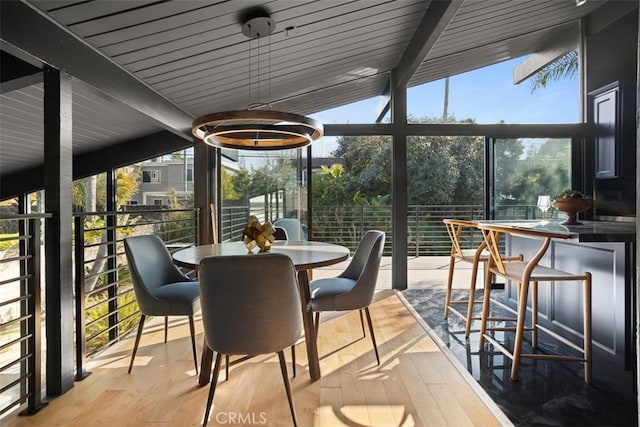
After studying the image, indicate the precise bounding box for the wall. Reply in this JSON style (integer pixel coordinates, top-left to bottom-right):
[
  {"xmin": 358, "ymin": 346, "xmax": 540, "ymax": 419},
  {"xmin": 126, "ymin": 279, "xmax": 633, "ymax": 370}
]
[{"xmin": 587, "ymin": 8, "xmax": 638, "ymax": 217}]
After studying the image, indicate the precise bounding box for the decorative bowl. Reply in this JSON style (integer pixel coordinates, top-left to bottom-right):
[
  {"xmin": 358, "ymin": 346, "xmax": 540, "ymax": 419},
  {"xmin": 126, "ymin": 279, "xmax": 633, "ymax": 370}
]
[{"xmin": 551, "ymin": 198, "xmax": 593, "ymax": 225}]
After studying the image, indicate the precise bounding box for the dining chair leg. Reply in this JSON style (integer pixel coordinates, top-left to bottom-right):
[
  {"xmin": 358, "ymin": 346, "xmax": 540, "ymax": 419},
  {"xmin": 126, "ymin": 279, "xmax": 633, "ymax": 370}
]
[
  {"xmin": 164, "ymin": 316, "xmax": 168, "ymax": 343},
  {"xmin": 188, "ymin": 316, "xmax": 198, "ymax": 374},
  {"xmin": 277, "ymin": 351, "xmax": 298, "ymax": 427},
  {"xmin": 225, "ymin": 354, "xmax": 230, "ymax": 381},
  {"xmin": 128, "ymin": 314, "xmax": 146, "ymax": 374},
  {"xmin": 314, "ymin": 312, "xmax": 320, "ymax": 339},
  {"xmin": 364, "ymin": 307, "xmax": 380, "ymax": 366},
  {"xmin": 359, "ymin": 309, "xmax": 366, "ymax": 337},
  {"xmin": 291, "ymin": 345, "xmax": 296, "ymax": 377},
  {"xmin": 202, "ymin": 352, "xmax": 222, "ymax": 427}
]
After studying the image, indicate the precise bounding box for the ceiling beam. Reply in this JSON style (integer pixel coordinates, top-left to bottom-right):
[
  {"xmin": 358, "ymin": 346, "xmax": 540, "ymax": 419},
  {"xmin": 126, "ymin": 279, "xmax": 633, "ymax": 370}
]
[
  {"xmin": 512, "ymin": 24, "xmax": 578, "ymax": 85},
  {"xmin": 376, "ymin": 0, "xmax": 462, "ymax": 122},
  {"xmin": 374, "ymin": 81, "xmax": 391, "ymax": 123},
  {"xmin": 0, "ymin": 49, "xmax": 42, "ymax": 92},
  {"xmin": 325, "ymin": 122, "xmax": 587, "ymax": 138},
  {"xmin": 586, "ymin": 0, "xmax": 639, "ymax": 36},
  {"xmin": 0, "ymin": 131, "xmax": 193, "ymax": 199},
  {"xmin": 0, "ymin": 71, "xmax": 41, "ymax": 94},
  {"xmin": 0, "ymin": 1, "xmax": 194, "ymax": 140}
]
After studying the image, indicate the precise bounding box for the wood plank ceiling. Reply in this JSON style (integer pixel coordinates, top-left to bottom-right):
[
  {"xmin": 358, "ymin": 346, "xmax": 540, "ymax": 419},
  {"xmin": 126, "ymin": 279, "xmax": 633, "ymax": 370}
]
[{"xmin": 0, "ymin": 0, "xmax": 606, "ymax": 190}]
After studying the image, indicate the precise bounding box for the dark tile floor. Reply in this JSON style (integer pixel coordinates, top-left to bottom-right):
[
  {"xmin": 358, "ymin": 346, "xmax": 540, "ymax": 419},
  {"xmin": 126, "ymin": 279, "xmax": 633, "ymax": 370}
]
[{"xmin": 401, "ymin": 288, "xmax": 638, "ymax": 426}]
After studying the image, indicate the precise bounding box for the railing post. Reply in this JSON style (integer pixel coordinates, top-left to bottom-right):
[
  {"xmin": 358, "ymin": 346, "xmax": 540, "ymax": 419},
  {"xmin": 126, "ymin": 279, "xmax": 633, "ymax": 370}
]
[
  {"xmin": 22, "ymin": 217, "xmax": 46, "ymax": 414},
  {"xmin": 107, "ymin": 212, "xmax": 118, "ymax": 343},
  {"xmin": 360, "ymin": 206, "xmax": 364, "ymax": 245},
  {"xmin": 74, "ymin": 215, "xmax": 90, "ymax": 380},
  {"xmin": 195, "ymin": 208, "xmax": 201, "ymax": 245},
  {"xmin": 415, "ymin": 206, "xmax": 419, "ymax": 257}
]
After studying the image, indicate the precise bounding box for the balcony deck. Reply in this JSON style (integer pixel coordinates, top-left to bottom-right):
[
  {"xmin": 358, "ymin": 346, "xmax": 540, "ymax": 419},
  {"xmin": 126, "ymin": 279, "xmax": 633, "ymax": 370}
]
[{"xmin": 5, "ymin": 258, "xmax": 506, "ymax": 426}]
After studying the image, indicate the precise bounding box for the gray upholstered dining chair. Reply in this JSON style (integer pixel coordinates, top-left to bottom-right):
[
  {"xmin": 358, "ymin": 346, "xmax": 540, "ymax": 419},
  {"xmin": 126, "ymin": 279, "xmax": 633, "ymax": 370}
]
[
  {"xmin": 123, "ymin": 235, "xmax": 200, "ymax": 374},
  {"xmin": 198, "ymin": 253, "xmax": 302, "ymax": 427},
  {"xmin": 309, "ymin": 230, "xmax": 386, "ymax": 366}
]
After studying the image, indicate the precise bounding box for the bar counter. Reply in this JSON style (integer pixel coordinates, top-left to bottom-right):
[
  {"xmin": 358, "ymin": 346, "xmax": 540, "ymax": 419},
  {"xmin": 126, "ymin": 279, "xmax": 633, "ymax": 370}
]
[
  {"xmin": 479, "ymin": 219, "xmax": 636, "ymax": 385},
  {"xmin": 477, "ymin": 219, "xmax": 635, "ymax": 242}
]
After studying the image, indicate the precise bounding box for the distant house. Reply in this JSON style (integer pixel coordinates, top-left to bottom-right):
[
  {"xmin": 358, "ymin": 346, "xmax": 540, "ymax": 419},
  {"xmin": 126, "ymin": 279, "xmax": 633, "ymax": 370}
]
[{"xmin": 128, "ymin": 155, "xmax": 193, "ymax": 207}]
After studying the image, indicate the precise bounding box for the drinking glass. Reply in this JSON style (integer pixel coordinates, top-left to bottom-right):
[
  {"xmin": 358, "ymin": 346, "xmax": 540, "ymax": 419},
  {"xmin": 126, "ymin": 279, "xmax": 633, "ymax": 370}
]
[{"xmin": 537, "ymin": 195, "xmax": 551, "ymax": 219}]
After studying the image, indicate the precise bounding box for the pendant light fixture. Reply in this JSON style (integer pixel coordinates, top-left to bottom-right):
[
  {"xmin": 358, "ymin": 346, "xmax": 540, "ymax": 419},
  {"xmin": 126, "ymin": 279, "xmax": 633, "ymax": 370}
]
[{"xmin": 192, "ymin": 10, "xmax": 323, "ymax": 150}]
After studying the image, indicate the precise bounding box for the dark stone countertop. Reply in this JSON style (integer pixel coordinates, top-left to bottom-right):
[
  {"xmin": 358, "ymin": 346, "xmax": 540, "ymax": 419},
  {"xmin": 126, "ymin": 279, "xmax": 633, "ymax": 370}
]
[
  {"xmin": 478, "ymin": 219, "xmax": 636, "ymax": 243},
  {"xmin": 562, "ymin": 220, "xmax": 636, "ymax": 243}
]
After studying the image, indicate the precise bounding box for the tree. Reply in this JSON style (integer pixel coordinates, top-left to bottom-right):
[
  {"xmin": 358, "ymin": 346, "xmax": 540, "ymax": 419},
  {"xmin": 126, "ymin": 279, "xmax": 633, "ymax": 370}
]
[
  {"xmin": 332, "ymin": 135, "xmax": 391, "ymax": 198},
  {"xmin": 530, "ymin": 50, "xmax": 578, "ymax": 93},
  {"xmin": 77, "ymin": 166, "xmax": 141, "ymax": 293},
  {"xmin": 330, "ymin": 115, "xmax": 484, "ymax": 206},
  {"xmin": 72, "ymin": 166, "xmax": 141, "ymax": 211},
  {"xmin": 312, "ymin": 164, "xmax": 351, "ymax": 205},
  {"xmin": 493, "ymin": 138, "xmax": 570, "ymax": 206},
  {"xmin": 228, "ymin": 168, "xmax": 250, "ymax": 202}
]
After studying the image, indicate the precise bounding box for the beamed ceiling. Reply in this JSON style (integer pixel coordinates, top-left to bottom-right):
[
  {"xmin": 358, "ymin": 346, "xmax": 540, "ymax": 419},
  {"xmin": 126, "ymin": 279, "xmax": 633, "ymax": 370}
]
[{"xmin": 0, "ymin": 0, "xmax": 628, "ymax": 198}]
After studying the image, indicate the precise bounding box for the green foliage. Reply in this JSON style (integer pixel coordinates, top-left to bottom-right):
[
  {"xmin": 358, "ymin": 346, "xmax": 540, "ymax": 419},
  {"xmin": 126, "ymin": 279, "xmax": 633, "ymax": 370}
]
[
  {"xmin": 530, "ymin": 50, "xmax": 578, "ymax": 93},
  {"xmin": 312, "ymin": 164, "xmax": 352, "ymax": 205},
  {"xmin": 326, "ymin": 115, "xmax": 484, "ymax": 206},
  {"xmin": 0, "ymin": 234, "xmax": 18, "ymax": 251},
  {"xmin": 494, "ymin": 138, "xmax": 571, "ymax": 206},
  {"xmin": 333, "ymin": 135, "xmax": 391, "ymax": 198},
  {"xmin": 222, "ymin": 168, "xmax": 241, "ymax": 200},
  {"xmin": 226, "ymin": 158, "xmax": 297, "ymax": 203},
  {"xmin": 82, "ymin": 217, "xmax": 106, "ymax": 244},
  {"xmin": 72, "ymin": 166, "xmax": 141, "ymax": 211},
  {"xmin": 85, "ymin": 268, "xmax": 140, "ymax": 354}
]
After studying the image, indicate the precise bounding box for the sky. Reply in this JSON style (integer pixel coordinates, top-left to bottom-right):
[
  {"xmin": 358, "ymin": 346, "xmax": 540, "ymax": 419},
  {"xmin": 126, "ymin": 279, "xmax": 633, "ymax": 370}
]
[{"xmin": 310, "ymin": 56, "xmax": 580, "ymax": 157}]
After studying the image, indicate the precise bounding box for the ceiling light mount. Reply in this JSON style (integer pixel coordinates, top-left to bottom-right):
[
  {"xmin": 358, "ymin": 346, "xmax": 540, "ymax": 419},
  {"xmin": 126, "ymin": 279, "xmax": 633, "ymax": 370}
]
[
  {"xmin": 192, "ymin": 10, "xmax": 323, "ymax": 150},
  {"xmin": 241, "ymin": 13, "xmax": 275, "ymax": 39}
]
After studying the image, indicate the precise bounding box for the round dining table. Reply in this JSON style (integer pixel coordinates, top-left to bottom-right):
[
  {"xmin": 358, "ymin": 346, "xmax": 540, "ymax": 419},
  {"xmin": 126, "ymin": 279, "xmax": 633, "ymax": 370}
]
[{"xmin": 172, "ymin": 240, "xmax": 350, "ymax": 384}]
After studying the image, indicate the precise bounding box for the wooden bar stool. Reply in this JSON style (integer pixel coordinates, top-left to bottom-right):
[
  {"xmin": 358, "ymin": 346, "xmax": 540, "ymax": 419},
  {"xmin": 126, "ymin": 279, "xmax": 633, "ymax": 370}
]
[
  {"xmin": 443, "ymin": 219, "xmax": 521, "ymax": 336},
  {"xmin": 477, "ymin": 223, "xmax": 592, "ymax": 383}
]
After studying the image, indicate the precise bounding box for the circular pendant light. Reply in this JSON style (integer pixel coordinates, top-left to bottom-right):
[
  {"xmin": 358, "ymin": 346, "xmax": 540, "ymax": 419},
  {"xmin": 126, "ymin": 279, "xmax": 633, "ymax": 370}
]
[
  {"xmin": 193, "ymin": 110, "xmax": 323, "ymax": 150},
  {"xmin": 192, "ymin": 10, "xmax": 323, "ymax": 150}
]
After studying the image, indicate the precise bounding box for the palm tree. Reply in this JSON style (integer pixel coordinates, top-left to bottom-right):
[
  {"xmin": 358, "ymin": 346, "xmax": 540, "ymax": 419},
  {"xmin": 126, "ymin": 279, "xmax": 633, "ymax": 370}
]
[{"xmin": 530, "ymin": 50, "xmax": 578, "ymax": 92}]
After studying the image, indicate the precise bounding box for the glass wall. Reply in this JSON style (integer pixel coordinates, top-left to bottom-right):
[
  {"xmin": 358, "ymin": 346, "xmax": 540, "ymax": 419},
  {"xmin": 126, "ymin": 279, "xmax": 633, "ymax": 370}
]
[
  {"xmin": 310, "ymin": 134, "xmax": 391, "ymax": 261},
  {"xmin": 406, "ymin": 134, "xmax": 484, "ymax": 286},
  {"xmin": 490, "ymin": 138, "xmax": 572, "ymax": 220},
  {"xmin": 219, "ymin": 149, "xmax": 307, "ymax": 242},
  {"xmin": 407, "ymin": 56, "xmax": 580, "ymax": 124}
]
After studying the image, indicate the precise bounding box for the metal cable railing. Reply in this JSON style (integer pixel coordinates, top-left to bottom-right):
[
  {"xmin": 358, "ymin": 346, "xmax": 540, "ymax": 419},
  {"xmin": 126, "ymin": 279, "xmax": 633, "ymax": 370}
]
[
  {"xmin": 0, "ymin": 214, "xmax": 49, "ymax": 417},
  {"xmin": 73, "ymin": 208, "xmax": 198, "ymax": 378}
]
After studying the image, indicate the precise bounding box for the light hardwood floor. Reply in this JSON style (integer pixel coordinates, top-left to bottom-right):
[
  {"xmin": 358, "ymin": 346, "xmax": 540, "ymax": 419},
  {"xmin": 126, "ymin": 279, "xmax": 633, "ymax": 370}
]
[{"xmin": 6, "ymin": 290, "xmax": 505, "ymax": 426}]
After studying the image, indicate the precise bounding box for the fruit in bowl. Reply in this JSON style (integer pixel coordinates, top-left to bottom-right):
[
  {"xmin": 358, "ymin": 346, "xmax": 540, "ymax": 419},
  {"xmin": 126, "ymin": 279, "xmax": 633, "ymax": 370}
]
[{"xmin": 551, "ymin": 189, "xmax": 593, "ymax": 225}]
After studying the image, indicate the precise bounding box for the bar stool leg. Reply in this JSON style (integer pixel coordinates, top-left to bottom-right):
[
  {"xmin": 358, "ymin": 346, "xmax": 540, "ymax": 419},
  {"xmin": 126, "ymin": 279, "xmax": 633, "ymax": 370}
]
[
  {"xmin": 444, "ymin": 254, "xmax": 456, "ymax": 318},
  {"xmin": 478, "ymin": 260, "xmax": 494, "ymax": 349},
  {"xmin": 464, "ymin": 257, "xmax": 481, "ymax": 336},
  {"xmin": 531, "ymin": 281, "xmax": 539, "ymax": 348},
  {"xmin": 510, "ymin": 281, "xmax": 530, "ymax": 380},
  {"xmin": 583, "ymin": 273, "xmax": 592, "ymax": 383}
]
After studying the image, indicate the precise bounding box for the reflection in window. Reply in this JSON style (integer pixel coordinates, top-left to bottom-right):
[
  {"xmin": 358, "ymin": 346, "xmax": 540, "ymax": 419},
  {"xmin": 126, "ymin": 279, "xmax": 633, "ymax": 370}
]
[{"xmin": 491, "ymin": 138, "xmax": 571, "ymax": 220}]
